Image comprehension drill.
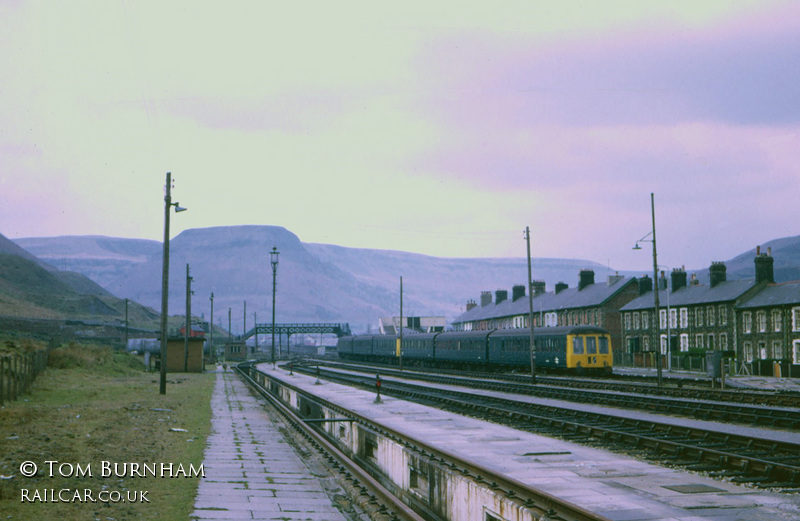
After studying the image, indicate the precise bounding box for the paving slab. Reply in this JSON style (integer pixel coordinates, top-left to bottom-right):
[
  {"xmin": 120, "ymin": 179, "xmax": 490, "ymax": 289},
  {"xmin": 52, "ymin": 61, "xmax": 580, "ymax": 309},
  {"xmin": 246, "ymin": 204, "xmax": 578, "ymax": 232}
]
[{"xmin": 191, "ymin": 368, "xmax": 349, "ymax": 521}]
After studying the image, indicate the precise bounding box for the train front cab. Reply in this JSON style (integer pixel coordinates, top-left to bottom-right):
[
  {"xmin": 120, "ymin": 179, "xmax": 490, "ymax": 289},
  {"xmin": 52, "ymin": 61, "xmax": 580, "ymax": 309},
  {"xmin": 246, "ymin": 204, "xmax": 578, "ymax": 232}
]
[{"xmin": 566, "ymin": 327, "xmax": 612, "ymax": 375}]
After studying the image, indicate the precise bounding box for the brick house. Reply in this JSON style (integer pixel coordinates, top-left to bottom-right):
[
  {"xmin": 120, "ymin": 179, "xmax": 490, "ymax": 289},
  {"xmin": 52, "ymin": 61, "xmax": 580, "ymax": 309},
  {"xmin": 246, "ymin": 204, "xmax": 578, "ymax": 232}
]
[{"xmin": 451, "ymin": 270, "xmax": 639, "ymax": 353}]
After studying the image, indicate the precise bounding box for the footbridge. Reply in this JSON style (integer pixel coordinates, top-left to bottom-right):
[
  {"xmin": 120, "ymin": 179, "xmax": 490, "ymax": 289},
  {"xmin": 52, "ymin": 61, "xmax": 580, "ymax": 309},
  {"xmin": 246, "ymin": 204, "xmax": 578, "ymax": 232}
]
[{"xmin": 243, "ymin": 322, "xmax": 351, "ymax": 340}]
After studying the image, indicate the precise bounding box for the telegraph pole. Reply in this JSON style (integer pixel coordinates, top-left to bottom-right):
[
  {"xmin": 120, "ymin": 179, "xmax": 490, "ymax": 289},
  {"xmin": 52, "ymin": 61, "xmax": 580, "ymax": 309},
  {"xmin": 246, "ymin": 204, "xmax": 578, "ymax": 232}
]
[
  {"xmin": 209, "ymin": 292, "xmax": 214, "ymax": 363},
  {"xmin": 526, "ymin": 226, "xmax": 537, "ymax": 384},
  {"xmin": 184, "ymin": 264, "xmax": 192, "ymax": 372},
  {"xmin": 399, "ymin": 276, "xmax": 403, "ymax": 371}
]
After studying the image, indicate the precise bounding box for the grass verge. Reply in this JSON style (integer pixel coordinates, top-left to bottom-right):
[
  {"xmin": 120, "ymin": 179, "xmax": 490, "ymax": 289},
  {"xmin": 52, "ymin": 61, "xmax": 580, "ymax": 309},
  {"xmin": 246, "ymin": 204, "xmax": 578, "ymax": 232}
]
[{"xmin": 0, "ymin": 343, "xmax": 215, "ymax": 520}]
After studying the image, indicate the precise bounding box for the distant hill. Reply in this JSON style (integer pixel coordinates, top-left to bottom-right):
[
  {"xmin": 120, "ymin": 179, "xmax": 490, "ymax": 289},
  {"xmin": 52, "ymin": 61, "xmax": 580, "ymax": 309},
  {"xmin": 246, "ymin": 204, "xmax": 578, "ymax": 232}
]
[
  {"xmin": 0, "ymin": 234, "xmax": 158, "ymax": 326},
  {"xmin": 15, "ymin": 226, "xmax": 800, "ymax": 334},
  {"xmin": 16, "ymin": 226, "xmax": 623, "ymax": 333}
]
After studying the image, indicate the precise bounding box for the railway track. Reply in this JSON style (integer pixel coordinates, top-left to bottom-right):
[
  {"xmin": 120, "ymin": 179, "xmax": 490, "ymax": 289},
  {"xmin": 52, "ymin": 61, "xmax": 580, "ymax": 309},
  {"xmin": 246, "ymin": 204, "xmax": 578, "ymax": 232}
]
[
  {"xmin": 237, "ymin": 362, "xmax": 614, "ymax": 521},
  {"xmin": 297, "ymin": 363, "xmax": 800, "ymax": 490},
  {"xmin": 319, "ymin": 360, "xmax": 800, "ymax": 425}
]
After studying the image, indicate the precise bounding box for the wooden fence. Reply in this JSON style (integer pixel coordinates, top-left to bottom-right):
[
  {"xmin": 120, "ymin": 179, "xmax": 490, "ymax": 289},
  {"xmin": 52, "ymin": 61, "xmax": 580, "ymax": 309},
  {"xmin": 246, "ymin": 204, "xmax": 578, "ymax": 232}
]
[{"xmin": 0, "ymin": 350, "xmax": 49, "ymax": 406}]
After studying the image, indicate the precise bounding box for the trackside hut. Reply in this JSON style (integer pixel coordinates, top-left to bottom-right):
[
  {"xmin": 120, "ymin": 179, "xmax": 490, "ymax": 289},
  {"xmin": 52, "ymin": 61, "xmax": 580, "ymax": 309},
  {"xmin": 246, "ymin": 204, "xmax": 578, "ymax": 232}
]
[{"xmin": 451, "ymin": 270, "xmax": 638, "ymax": 355}]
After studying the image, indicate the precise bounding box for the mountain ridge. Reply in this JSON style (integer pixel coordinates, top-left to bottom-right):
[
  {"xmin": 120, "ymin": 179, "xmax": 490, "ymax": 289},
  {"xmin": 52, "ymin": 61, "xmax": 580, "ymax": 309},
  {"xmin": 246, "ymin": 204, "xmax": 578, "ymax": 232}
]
[{"xmin": 13, "ymin": 226, "xmax": 800, "ymax": 334}]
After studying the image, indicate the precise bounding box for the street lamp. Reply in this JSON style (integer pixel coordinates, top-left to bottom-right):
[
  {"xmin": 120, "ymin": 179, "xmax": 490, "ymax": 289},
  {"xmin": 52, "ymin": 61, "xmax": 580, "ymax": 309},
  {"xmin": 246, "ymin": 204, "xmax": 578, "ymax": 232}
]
[
  {"xmin": 633, "ymin": 192, "xmax": 662, "ymax": 387},
  {"xmin": 159, "ymin": 172, "xmax": 188, "ymax": 395},
  {"xmin": 270, "ymin": 246, "xmax": 279, "ymax": 368}
]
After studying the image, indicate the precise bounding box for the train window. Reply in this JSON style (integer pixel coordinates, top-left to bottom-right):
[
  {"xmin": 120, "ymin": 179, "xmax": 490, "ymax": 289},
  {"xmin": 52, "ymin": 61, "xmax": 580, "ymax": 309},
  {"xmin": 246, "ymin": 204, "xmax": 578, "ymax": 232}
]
[
  {"xmin": 599, "ymin": 337, "xmax": 609, "ymax": 354},
  {"xmin": 586, "ymin": 336, "xmax": 597, "ymax": 354},
  {"xmin": 572, "ymin": 337, "xmax": 584, "ymax": 354}
]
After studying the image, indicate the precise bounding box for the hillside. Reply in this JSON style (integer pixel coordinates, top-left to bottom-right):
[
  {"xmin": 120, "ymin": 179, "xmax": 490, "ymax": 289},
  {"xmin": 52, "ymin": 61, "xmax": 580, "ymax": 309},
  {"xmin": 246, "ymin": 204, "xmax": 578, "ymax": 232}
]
[
  {"xmin": 14, "ymin": 226, "xmax": 800, "ymax": 334},
  {"xmin": 15, "ymin": 226, "xmax": 622, "ymax": 333},
  {"xmin": 0, "ymin": 239, "xmax": 158, "ymax": 327}
]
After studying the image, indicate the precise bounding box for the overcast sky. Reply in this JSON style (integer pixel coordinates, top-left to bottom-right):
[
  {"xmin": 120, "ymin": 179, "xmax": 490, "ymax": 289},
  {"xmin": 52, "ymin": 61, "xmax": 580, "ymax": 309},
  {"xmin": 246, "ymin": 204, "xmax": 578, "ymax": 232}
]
[{"xmin": 2, "ymin": 1, "xmax": 799, "ymax": 271}]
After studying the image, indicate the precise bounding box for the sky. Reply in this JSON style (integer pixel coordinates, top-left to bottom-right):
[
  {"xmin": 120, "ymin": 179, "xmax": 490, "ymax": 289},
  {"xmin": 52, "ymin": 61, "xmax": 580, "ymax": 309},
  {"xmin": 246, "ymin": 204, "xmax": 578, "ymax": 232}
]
[{"xmin": 2, "ymin": 1, "xmax": 799, "ymax": 272}]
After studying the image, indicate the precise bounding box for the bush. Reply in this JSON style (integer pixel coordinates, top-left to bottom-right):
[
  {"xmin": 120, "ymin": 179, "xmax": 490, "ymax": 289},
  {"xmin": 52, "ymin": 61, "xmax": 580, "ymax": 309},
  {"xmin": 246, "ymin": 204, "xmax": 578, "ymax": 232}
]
[{"xmin": 48, "ymin": 343, "xmax": 113, "ymax": 369}]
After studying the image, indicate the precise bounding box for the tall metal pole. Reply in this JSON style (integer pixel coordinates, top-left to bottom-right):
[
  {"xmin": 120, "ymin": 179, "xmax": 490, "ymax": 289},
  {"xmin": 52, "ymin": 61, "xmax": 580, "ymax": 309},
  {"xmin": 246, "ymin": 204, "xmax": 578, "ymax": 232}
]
[
  {"xmin": 184, "ymin": 264, "xmax": 192, "ymax": 372},
  {"xmin": 254, "ymin": 312, "xmax": 258, "ymax": 354},
  {"xmin": 650, "ymin": 193, "xmax": 662, "ymax": 387},
  {"xmin": 270, "ymin": 246, "xmax": 279, "ymax": 367},
  {"xmin": 243, "ymin": 300, "xmax": 247, "ymax": 354},
  {"xmin": 399, "ymin": 276, "xmax": 403, "ymax": 371},
  {"xmin": 209, "ymin": 293, "xmax": 214, "ymax": 362},
  {"xmin": 228, "ymin": 307, "xmax": 232, "ymax": 348},
  {"xmin": 526, "ymin": 226, "xmax": 537, "ymax": 384},
  {"xmin": 124, "ymin": 298, "xmax": 129, "ymax": 348},
  {"xmin": 159, "ymin": 173, "xmax": 172, "ymax": 395}
]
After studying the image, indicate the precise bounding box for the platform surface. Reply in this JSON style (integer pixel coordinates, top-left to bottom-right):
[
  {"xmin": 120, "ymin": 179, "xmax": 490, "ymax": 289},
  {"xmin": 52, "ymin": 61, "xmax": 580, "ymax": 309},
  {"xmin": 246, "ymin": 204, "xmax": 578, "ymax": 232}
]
[
  {"xmin": 260, "ymin": 363, "xmax": 800, "ymax": 521},
  {"xmin": 191, "ymin": 368, "xmax": 349, "ymax": 521}
]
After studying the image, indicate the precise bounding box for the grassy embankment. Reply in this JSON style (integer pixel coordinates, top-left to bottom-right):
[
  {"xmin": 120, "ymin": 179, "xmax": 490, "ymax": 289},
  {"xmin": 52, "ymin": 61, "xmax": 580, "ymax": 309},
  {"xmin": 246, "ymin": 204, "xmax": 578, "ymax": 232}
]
[{"xmin": 0, "ymin": 341, "xmax": 215, "ymax": 520}]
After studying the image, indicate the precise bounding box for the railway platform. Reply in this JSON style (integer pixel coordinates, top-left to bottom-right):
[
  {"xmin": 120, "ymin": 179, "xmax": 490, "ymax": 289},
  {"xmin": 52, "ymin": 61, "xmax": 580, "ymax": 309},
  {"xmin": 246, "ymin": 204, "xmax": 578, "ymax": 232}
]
[
  {"xmin": 190, "ymin": 366, "xmax": 353, "ymax": 520},
  {"xmin": 614, "ymin": 366, "xmax": 800, "ymax": 391},
  {"xmin": 257, "ymin": 363, "xmax": 800, "ymax": 521}
]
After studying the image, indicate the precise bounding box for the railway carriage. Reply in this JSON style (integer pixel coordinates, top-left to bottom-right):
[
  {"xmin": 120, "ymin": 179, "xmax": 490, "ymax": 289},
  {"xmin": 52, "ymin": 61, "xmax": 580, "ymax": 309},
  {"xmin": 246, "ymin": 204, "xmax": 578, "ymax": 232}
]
[{"xmin": 337, "ymin": 325, "xmax": 612, "ymax": 374}]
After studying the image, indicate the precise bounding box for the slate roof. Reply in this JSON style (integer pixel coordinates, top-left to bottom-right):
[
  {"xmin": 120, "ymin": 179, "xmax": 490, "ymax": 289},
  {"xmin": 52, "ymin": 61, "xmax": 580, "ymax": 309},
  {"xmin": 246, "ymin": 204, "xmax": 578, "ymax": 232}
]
[
  {"xmin": 620, "ymin": 279, "xmax": 758, "ymax": 311},
  {"xmin": 738, "ymin": 281, "xmax": 800, "ymax": 309},
  {"xmin": 452, "ymin": 277, "xmax": 636, "ymax": 325}
]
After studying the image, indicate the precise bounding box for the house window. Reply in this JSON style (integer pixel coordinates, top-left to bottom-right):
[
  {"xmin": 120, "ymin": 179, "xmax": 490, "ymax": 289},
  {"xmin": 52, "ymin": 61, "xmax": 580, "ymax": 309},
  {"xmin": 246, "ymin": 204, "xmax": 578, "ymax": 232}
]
[
  {"xmin": 719, "ymin": 305, "xmax": 728, "ymax": 326},
  {"xmin": 680, "ymin": 334, "xmax": 689, "ymax": 352},
  {"xmin": 679, "ymin": 308, "xmax": 688, "ymax": 328},
  {"xmin": 695, "ymin": 308, "xmax": 704, "ymax": 327},
  {"xmin": 633, "ymin": 312, "xmax": 640, "ymax": 330},
  {"xmin": 660, "ymin": 309, "xmax": 667, "ymax": 329},
  {"xmin": 719, "ymin": 333, "xmax": 727, "ymax": 350},
  {"xmin": 744, "ymin": 341, "xmax": 753, "ymax": 362},
  {"xmin": 669, "ymin": 309, "xmax": 677, "ymax": 329},
  {"xmin": 642, "ymin": 312, "xmax": 649, "ymax": 330},
  {"xmin": 772, "ymin": 310, "xmax": 782, "ymax": 332},
  {"xmin": 793, "ymin": 340, "xmax": 800, "ymax": 365},
  {"xmin": 695, "ymin": 334, "xmax": 704, "ymax": 350},
  {"xmin": 756, "ymin": 311, "xmax": 767, "ymax": 333},
  {"xmin": 707, "ymin": 334, "xmax": 715, "ymax": 350},
  {"xmin": 625, "ymin": 313, "xmax": 631, "ymax": 330},
  {"xmin": 793, "ymin": 307, "xmax": 800, "ymax": 331},
  {"xmin": 707, "ymin": 306, "xmax": 715, "ymax": 326},
  {"xmin": 773, "ymin": 341, "xmax": 783, "ymax": 360},
  {"xmin": 660, "ymin": 335, "xmax": 668, "ymax": 355},
  {"xmin": 759, "ymin": 341, "xmax": 768, "ymax": 360},
  {"xmin": 742, "ymin": 312, "xmax": 752, "ymax": 334},
  {"xmin": 643, "ymin": 336, "xmax": 650, "ymax": 351}
]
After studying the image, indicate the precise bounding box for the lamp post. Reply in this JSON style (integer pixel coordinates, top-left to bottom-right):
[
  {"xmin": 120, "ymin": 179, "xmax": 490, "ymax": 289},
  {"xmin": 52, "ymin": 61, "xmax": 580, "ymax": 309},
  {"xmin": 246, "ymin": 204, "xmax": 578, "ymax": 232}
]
[
  {"xmin": 525, "ymin": 226, "xmax": 536, "ymax": 384},
  {"xmin": 159, "ymin": 172, "xmax": 187, "ymax": 395},
  {"xmin": 270, "ymin": 246, "xmax": 279, "ymax": 367},
  {"xmin": 633, "ymin": 192, "xmax": 662, "ymax": 387}
]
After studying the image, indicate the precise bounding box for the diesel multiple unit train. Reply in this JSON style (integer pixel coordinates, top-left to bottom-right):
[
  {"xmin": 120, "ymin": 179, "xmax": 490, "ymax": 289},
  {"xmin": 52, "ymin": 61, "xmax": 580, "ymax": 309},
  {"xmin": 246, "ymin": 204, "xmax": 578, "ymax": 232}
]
[{"xmin": 337, "ymin": 325, "xmax": 613, "ymax": 374}]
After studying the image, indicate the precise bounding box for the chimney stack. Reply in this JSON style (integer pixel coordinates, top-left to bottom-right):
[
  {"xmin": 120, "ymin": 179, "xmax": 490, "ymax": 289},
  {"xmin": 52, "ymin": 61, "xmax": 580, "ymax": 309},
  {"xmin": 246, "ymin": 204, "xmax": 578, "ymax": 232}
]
[
  {"xmin": 480, "ymin": 291, "xmax": 492, "ymax": 307},
  {"xmin": 670, "ymin": 267, "xmax": 687, "ymax": 292},
  {"xmin": 466, "ymin": 299, "xmax": 477, "ymax": 311},
  {"xmin": 495, "ymin": 289, "xmax": 508, "ymax": 304},
  {"xmin": 638, "ymin": 275, "xmax": 652, "ymax": 295},
  {"xmin": 754, "ymin": 246, "xmax": 775, "ymax": 284},
  {"xmin": 555, "ymin": 282, "xmax": 568, "ymax": 294},
  {"xmin": 709, "ymin": 262, "xmax": 727, "ymax": 287},
  {"xmin": 578, "ymin": 269, "xmax": 595, "ymax": 291},
  {"xmin": 512, "ymin": 284, "xmax": 526, "ymax": 302},
  {"xmin": 531, "ymin": 280, "xmax": 546, "ymax": 296}
]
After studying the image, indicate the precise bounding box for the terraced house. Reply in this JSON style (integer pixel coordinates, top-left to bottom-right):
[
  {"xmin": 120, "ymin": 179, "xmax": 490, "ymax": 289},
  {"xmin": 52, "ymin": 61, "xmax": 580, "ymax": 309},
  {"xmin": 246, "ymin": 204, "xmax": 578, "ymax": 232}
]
[
  {"xmin": 621, "ymin": 248, "xmax": 800, "ymax": 376},
  {"xmin": 451, "ymin": 269, "xmax": 639, "ymax": 354}
]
